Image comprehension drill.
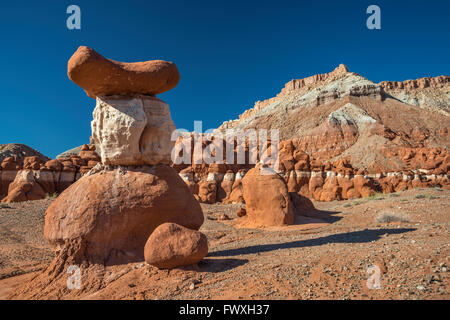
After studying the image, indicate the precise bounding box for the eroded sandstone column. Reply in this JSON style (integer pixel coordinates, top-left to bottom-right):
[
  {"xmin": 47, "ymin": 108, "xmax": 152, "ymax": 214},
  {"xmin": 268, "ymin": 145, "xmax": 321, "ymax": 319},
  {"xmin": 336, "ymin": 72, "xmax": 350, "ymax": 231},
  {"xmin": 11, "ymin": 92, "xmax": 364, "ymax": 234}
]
[{"xmin": 43, "ymin": 46, "xmax": 206, "ymax": 268}]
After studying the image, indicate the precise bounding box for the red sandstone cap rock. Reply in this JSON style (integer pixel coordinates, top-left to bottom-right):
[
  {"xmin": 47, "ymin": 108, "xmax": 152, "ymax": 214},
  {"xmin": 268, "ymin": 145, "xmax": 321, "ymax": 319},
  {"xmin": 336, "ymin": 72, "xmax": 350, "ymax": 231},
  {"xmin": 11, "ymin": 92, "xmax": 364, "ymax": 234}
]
[{"xmin": 67, "ymin": 46, "xmax": 180, "ymax": 98}]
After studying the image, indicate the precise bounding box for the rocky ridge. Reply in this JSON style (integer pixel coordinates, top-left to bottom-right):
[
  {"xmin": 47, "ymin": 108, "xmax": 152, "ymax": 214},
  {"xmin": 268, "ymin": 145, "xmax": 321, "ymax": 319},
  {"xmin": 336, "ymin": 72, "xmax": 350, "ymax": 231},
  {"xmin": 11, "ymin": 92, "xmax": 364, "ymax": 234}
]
[{"xmin": 181, "ymin": 65, "xmax": 449, "ymax": 203}]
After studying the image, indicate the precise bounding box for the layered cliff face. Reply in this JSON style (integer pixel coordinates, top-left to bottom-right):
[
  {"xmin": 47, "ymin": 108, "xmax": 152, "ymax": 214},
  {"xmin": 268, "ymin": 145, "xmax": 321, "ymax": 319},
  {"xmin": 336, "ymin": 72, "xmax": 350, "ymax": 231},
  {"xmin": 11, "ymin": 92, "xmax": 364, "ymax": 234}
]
[
  {"xmin": 379, "ymin": 76, "xmax": 449, "ymax": 116},
  {"xmin": 218, "ymin": 65, "xmax": 450, "ymax": 172},
  {"xmin": 175, "ymin": 65, "xmax": 449, "ymax": 203}
]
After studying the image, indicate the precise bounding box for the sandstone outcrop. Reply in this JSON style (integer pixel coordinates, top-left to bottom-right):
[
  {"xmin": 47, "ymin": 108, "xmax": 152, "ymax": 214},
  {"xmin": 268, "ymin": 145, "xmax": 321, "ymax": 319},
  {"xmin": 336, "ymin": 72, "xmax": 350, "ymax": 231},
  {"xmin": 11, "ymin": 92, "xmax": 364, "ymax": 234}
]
[
  {"xmin": 0, "ymin": 143, "xmax": 50, "ymax": 164},
  {"xmin": 0, "ymin": 146, "xmax": 101, "ymax": 203},
  {"xmin": 203, "ymin": 64, "xmax": 450, "ymax": 204},
  {"xmin": 171, "ymin": 74, "xmax": 449, "ymax": 205},
  {"xmin": 379, "ymin": 75, "xmax": 449, "ymax": 116},
  {"xmin": 144, "ymin": 223, "xmax": 208, "ymax": 269},
  {"xmin": 91, "ymin": 95, "xmax": 175, "ymax": 166},
  {"xmin": 44, "ymin": 165, "xmax": 203, "ymax": 265},
  {"xmin": 68, "ymin": 46, "xmax": 180, "ymax": 98},
  {"xmin": 241, "ymin": 163, "xmax": 294, "ymax": 227},
  {"xmin": 41, "ymin": 46, "xmax": 206, "ymax": 270}
]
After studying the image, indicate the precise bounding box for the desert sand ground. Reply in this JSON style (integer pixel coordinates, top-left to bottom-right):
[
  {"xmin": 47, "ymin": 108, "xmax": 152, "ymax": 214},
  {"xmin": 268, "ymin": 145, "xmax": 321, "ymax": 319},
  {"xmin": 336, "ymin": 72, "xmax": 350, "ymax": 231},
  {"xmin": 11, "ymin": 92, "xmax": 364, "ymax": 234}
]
[{"xmin": 0, "ymin": 187, "xmax": 448, "ymax": 300}]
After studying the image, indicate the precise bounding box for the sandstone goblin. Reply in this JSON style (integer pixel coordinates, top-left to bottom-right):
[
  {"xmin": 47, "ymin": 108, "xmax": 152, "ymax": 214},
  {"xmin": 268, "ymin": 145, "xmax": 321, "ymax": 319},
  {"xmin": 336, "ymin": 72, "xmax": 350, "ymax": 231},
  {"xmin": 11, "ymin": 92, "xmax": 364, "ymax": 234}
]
[
  {"xmin": 41, "ymin": 47, "xmax": 208, "ymax": 270},
  {"xmin": 242, "ymin": 163, "xmax": 294, "ymax": 227},
  {"xmin": 144, "ymin": 223, "xmax": 208, "ymax": 269},
  {"xmin": 0, "ymin": 147, "xmax": 102, "ymax": 203},
  {"xmin": 44, "ymin": 165, "xmax": 204, "ymax": 265},
  {"xmin": 68, "ymin": 46, "xmax": 180, "ymax": 98}
]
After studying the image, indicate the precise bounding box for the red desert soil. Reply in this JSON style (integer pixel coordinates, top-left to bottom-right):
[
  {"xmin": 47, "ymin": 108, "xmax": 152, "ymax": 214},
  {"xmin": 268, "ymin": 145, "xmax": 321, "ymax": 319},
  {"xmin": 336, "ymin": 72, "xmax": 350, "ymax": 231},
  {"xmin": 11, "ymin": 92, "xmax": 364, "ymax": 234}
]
[{"xmin": 0, "ymin": 188, "xmax": 448, "ymax": 300}]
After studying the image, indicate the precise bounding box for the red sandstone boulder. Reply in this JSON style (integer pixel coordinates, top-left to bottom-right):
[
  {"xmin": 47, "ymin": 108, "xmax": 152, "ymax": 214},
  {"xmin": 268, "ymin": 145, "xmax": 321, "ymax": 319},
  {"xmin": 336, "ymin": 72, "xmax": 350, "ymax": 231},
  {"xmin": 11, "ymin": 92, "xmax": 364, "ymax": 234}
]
[
  {"xmin": 320, "ymin": 176, "xmax": 342, "ymax": 201},
  {"xmin": 222, "ymin": 170, "xmax": 245, "ymax": 204},
  {"xmin": 242, "ymin": 163, "xmax": 294, "ymax": 227},
  {"xmin": 309, "ymin": 174, "xmax": 324, "ymax": 200},
  {"xmin": 23, "ymin": 156, "xmax": 43, "ymax": 170},
  {"xmin": 236, "ymin": 207, "xmax": 247, "ymax": 217},
  {"xmin": 353, "ymin": 175, "xmax": 376, "ymax": 197},
  {"xmin": 337, "ymin": 177, "xmax": 357, "ymax": 199},
  {"xmin": 197, "ymin": 180, "xmax": 217, "ymax": 204},
  {"xmin": 1, "ymin": 170, "xmax": 47, "ymax": 203},
  {"xmin": 44, "ymin": 159, "xmax": 63, "ymax": 171},
  {"xmin": 144, "ymin": 223, "xmax": 208, "ymax": 269},
  {"xmin": 68, "ymin": 46, "xmax": 180, "ymax": 98},
  {"xmin": 44, "ymin": 165, "xmax": 204, "ymax": 265},
  {"xmin": 78, "ymin": 150, "xmax": 101, "ymax": 162},
  {"xmin": 1, "ymin": 157, "xmax": 22, "ymax": 170}
]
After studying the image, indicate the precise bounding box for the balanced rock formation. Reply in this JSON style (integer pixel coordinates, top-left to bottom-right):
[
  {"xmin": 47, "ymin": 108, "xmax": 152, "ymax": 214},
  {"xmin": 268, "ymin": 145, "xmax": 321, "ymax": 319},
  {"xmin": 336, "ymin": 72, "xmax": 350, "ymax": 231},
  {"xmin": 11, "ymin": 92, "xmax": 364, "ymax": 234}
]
[
  {"xmin": 68, "ymin": 46, "xmax": 180, "ymax": 98},
  {"xmin": 44, "ymin": 165, "xmax": 203, "ymax": 265},
  {"xmin": 144, "ymin": 223, "xmax": 208, "ymax": 269},
  {"xmin": 42, "ymin": 47, "xmax": 206, "ymax": 269},
  {"xmin": 241, "ymin": 163, "xmax": 294, "ymax": 227}
]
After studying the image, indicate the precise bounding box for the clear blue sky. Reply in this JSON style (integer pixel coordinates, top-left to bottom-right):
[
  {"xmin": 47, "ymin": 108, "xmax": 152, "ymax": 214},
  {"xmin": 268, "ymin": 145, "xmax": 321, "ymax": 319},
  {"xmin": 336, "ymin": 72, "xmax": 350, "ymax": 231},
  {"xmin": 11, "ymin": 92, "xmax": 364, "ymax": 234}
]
[{"xmin": 0, "ymin": 0, "xmax": 448, "ymax": 158}]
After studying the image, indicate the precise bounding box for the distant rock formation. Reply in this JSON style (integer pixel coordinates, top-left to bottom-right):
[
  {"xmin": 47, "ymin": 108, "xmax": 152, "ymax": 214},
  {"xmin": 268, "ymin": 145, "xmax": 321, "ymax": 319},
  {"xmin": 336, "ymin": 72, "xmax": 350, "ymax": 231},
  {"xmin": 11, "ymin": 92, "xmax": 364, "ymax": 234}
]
[
  {"xmin": 178, "ymin": 65, "xmax": 449, "ymax": 204},
  {"xmin": 2, "ymin": 64, "xmax": 448, "ymax": 208},
  {"xmin": 379, "ymin": 75, "xmax": 449, "ymax": 116},
  {"xmin": 0, "ymin": 144, "xmax": 100, "ymax": 203},
  {"xmin": 0, "ymin": 143, "xmax": 50, "ymax": 164}
]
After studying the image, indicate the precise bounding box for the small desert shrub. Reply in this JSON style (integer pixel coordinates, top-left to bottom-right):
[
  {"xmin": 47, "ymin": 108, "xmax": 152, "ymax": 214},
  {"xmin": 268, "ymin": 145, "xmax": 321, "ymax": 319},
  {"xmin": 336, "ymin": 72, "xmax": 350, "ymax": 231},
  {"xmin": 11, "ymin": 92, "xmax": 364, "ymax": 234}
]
[
  {"xmin": 343, "ymin": 203, "xmax": 352, "ymax": 208},
  {"xmin": 0, "ymin": 203, "xmax": 11, "ymax": 209},
  {"xmin": 353, "ymin": 200, "xmax": 365, "ymax": 206},
  {"xmin": 367, "ymin": 192, "xmax": 385, "ymax": 200},
  {"xmin": 376, "ymin": 212, "xmax": 410, "ymax": 223},
  {"xmin": 45, "ymin": 193, "xmax": 58, "ymax": 200},
  {"xmin": 434, "ymin": 186, "xmax": 443, "ymax": 192},
  {"xmin": 415, "ymin": 194, "xmax": 426, "ymax": 199},
  {"xmin": 428, "ymin": 195, "xmax": 440, "ymax": 200},
  {"xmin": 389, "ymin": 193, "xmax": 400, "ymax": 197}
]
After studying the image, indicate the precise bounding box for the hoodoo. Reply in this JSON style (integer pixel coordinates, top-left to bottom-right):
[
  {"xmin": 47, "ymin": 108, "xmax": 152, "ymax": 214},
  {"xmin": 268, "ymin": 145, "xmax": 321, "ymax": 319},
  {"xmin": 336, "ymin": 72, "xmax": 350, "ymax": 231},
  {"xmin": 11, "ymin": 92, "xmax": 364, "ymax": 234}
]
[{"xmin": 44, "ymin": 47, "xmax": 206, "ymax": 268}]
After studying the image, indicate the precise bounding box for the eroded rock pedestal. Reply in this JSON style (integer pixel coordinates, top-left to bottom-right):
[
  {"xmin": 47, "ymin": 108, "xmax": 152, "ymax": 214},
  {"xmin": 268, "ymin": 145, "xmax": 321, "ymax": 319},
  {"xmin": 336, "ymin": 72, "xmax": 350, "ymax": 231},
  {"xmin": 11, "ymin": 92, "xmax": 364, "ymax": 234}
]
[
  {"xmin": 44, "ymin": 47, "xmax": 207, "ymax": 270},
  {"xmin": 241, "ymin": 163, "xmax": 295, "ymax": 227},
  {"xmin": 45, "ymin": 165, "xmax": 203, "ymax": 266}
]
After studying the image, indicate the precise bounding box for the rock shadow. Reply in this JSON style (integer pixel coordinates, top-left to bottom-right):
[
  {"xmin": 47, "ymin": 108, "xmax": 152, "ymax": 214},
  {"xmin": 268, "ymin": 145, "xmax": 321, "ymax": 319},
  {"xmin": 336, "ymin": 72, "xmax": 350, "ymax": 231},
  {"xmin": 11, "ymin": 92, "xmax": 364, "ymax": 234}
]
[
  {"xmin": 197, "ymin": 258, "xmax": 249, "ymax": 273},
  {"xmin": 209, "ymin": 228, "xmax": 416, "ymax": 257},
  {"xmin": 290, "ymin": 192, "xmax": 342, "ymax": 224}
]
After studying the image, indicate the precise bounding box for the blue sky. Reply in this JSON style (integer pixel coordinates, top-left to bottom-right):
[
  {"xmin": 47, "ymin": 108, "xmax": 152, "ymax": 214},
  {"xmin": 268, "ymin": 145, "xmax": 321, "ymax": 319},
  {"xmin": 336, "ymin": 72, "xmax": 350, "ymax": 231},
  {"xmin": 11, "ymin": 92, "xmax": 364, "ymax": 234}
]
[{"xmin": 0, "ymin": 0, "xmax": 448, "ymax": 158}]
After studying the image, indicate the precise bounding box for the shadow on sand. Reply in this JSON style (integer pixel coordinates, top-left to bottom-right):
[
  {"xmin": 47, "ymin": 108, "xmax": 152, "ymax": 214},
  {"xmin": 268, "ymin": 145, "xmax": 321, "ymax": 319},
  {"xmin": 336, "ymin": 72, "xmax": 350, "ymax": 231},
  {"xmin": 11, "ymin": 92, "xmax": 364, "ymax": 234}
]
[
  {"xmin": 208, "ymin": 228, "xmax": 416, "ymax": 257},
  {"xmin": 197, "ymin": 258, "xmax": 249, "ymax": 273}
]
